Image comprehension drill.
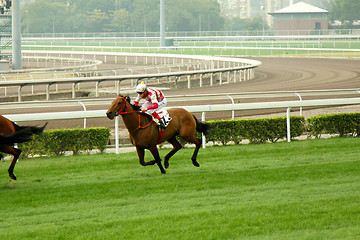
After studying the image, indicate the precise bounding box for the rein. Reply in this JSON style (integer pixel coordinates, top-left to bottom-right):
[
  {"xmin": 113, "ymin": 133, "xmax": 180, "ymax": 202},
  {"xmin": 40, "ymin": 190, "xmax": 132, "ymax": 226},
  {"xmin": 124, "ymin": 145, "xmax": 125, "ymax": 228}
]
[{"xmin": 116, "ymin": 97, "xmax": 154, "ymax": 133}]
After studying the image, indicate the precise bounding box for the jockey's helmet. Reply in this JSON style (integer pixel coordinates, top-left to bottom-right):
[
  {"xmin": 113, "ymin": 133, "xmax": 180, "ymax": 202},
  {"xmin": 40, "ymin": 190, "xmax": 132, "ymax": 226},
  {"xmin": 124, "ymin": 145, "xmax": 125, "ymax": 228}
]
[{"xmin": 135, "ymin": 82, "xmax": 147, "ymax": 93}]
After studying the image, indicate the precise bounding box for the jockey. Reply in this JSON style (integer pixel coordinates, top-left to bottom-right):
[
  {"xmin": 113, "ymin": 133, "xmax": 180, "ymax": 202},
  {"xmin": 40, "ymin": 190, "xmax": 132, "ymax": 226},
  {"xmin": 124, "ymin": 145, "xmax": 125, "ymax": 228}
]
[{"xmin": 133, "ymin": 82, "xmax": 167, "ymax": 128}]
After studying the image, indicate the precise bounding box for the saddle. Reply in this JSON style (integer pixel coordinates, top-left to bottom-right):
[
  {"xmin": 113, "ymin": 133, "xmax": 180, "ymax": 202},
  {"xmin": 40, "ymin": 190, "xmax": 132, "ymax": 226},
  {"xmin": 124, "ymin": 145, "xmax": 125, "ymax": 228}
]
[
  {"xmin": 156, "ymin": 110, "xmax": 172, "ymax": 129},
  {"xmin": 141, "ymin": 110, "xmax": 172, "ymax": 129}
]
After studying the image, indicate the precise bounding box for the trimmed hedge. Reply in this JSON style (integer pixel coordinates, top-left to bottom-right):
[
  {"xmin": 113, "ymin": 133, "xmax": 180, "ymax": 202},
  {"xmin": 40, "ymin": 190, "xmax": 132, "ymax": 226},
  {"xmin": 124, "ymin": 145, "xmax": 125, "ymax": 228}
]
[
  {"xmin": 205, "ymin": 116, "xmax": 305, "ymax": 145},
  {"xmin": 16, "ymin": 113, "xmax": 360, "ymax": 157},
  {"xmin": 202, "ymin": 113, "xmax": 360, "ymax": 145},
  {"xmin": 306, "ymin": 112, "xmax": 360, "ymax": 138},
  {"xmin": 19, "ymin": 127, "xmax": 110, "ymax": 157}
]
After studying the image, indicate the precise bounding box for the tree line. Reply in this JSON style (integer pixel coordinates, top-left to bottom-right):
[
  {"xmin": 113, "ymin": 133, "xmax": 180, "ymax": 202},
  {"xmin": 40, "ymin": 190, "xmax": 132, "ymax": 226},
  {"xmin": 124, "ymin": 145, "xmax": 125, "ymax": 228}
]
[
  {"xmin": 21, "ymin": 0, "xmax": 271, "ymax": 34},
  {"xmin": 20, "ymin": 0, "xmax": 360, "ymax": 34},
  {"xmin": 329, "ymin": 0, "xmax": 360, "ymax": 27},
  {"xmin": 21, "ymin": 0, "xmax": 227, "ymax": 33}
]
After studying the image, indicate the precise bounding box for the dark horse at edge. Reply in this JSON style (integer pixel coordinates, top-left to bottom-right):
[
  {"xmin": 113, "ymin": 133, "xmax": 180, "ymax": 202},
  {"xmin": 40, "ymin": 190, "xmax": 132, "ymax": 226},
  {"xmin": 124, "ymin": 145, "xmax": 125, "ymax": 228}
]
[
  {"xmin": 106, "ymin": 95, "xmax": 209, "ymax": 174},
  {"xmin": 0, "ymin": 115, "xmax": 47, "ymax": 180}
]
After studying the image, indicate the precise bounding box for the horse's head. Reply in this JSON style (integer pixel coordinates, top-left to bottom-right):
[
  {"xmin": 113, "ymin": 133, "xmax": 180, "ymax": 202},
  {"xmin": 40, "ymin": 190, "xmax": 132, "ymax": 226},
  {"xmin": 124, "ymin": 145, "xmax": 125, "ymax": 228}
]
[{"xmin": 106, "ymin": 95, "xmax": 131, "ymax": 120}]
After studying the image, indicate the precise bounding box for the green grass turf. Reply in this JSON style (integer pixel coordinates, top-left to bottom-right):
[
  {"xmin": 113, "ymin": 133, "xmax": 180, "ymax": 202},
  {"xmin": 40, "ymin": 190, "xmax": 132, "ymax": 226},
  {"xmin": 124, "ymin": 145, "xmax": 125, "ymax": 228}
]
[
  {"xmin": 21, "ymin": 40, "xmax": 360, "ymax": 58},
  {"xmin": 1, "ymin": 137, "xmax": 360, "ymax": 239}
]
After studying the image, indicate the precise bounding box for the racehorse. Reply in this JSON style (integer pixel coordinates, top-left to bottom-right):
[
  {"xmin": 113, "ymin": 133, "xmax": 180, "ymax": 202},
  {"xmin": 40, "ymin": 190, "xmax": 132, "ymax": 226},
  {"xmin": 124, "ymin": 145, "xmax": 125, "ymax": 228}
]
[
  {"xmin": 106, "ymin": 95, "xmax": 209, "ymax": 174},
  {"xmin": 0, "ymin": 115, "xmax": 47, "ymax": 180}
]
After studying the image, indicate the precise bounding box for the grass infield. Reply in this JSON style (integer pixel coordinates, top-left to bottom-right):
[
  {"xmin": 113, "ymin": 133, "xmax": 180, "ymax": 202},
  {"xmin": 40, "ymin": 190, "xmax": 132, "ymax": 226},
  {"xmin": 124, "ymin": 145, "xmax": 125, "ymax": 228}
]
[
  {"xmin": 21, "ymin": 39, "xmax": 360, "ymax": 58},
  {"xmin": 1, "ymin": 137, "xmax": 360, "ymax": 239}
]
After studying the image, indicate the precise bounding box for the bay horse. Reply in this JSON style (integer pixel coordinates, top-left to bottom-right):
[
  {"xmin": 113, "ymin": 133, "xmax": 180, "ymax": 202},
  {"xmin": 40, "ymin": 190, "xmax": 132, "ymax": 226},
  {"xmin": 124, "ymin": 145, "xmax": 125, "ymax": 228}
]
[
  {"xmin": 106, "ymin": 95, "xmax": 208, "ymax": 174},
  {"xmin": 0, "ymin": 115, "xmax": 47, "ymax": 180}
]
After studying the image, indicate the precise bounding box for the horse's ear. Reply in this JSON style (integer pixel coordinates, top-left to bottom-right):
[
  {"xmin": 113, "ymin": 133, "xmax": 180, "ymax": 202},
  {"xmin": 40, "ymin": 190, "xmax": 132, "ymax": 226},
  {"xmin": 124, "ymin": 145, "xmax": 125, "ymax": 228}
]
[{"xmin": 125, "ymin": 95, "xmax": 130, "ymax": 103}]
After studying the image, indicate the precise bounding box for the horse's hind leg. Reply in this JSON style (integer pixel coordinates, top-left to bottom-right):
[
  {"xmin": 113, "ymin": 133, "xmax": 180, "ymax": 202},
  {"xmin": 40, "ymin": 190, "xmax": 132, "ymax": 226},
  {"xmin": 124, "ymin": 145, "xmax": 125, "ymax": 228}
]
[
  {"xmin": 164, "ymin": 136, "xmax": 182, "ymax": 169},
  {"xmin": 148, "ymin": 145, "xmax": 166, "ymax": 174},
  {"xmin": 5, "ymin": 147, "xmax": 22, "ymax": 180},
  {"xmin": 182, "ymin": 135, "xmax": 201, "ymax": 167}
]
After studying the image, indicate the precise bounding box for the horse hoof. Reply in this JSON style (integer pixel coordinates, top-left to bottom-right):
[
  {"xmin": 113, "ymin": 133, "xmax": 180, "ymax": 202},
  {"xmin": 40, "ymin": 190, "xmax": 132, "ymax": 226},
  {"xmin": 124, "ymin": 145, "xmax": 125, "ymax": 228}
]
[
  {"xmin": 161, "ymin": 169, "xmax": 166, "ymax": 174},
  {"xmin": 192, "ymin": 160, "xmax": 200, "ymax": 167},
  {"xmin": 164, "ymin": 161, "xmax": 169, "ymax": 169},
  {"xmin": 9, "ymin": 173, "xmax": 17, "ymax": 180}
]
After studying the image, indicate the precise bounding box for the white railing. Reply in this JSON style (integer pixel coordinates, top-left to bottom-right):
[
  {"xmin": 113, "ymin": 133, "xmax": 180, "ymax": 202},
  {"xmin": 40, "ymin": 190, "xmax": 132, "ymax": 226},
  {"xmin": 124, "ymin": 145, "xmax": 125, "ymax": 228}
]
[
  {"xmin": 21, "ymin": 29, "xmax": 360, "ymax": 40},
  {"xmin": 20, "ymin": 42, "xmax": 360, "ymax": 59},
  {"xmin": 1, "ymin": 88, "xmax": 360, "ymax": 111},
  {"xmin": 4, "ymin": 97, "xmax": 360, "ymax": 153},
  {"xmin": 22, "ymin": 44, "xmax": 360, "ymax": 55},
  {"xmin": 22, "ymin": 55, "xmax": 102, "ymax": 72},
  {"xmin": 0, "ymin": 51, "xmax": 261, "ymax": 101}
]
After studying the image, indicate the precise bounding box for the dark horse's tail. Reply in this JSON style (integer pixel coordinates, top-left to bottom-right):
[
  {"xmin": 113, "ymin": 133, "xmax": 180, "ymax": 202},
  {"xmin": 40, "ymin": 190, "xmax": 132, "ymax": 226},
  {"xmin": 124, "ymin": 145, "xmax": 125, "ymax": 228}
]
[
  {"xmin": 193, "ymin": 115, "xmax": 209, "ymax": 135},
  {"xmin": 13, "ymin": 122, "xmax": 48, "ymax": 135},
  {"xmin": 0, "ymin": 128, "xmax": 34, "ymax": 145},
  {"xmin": 1, "ymin": 122, "xmax": 48, "ymax": 145}
]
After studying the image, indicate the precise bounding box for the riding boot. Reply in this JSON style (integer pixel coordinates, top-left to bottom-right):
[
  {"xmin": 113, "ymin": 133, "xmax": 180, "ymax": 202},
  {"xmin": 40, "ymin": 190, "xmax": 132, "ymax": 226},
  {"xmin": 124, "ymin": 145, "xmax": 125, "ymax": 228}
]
[
  {"xmin": 151, "ymin": 112, "xmax": 166, "ymax": 128},
  {"xmin": 158, "ymin": 117, "xmax": 166, "ymax": 129}
]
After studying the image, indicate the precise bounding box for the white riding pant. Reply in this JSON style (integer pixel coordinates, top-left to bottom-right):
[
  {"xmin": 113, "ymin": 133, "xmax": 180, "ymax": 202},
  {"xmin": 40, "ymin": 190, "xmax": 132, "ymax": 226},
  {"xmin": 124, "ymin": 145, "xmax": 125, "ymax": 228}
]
[{"xmin": 142, "ymin": 97, "xmax": 167, "ymax": 114}]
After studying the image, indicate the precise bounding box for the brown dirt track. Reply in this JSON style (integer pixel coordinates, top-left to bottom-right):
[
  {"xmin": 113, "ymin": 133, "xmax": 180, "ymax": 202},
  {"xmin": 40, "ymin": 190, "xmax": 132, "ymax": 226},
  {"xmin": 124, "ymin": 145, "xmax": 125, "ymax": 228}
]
[{"xmin": 1, "ymin": 57, "xmax": 360, "ymax": 132}]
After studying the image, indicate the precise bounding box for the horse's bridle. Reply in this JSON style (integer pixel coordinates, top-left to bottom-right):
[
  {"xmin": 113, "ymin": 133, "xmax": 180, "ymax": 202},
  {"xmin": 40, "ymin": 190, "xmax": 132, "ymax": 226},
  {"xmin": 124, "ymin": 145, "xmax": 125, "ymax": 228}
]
[
  {"xmin": 115, "ymin": 97, "xmax": 129, "ymax": 116},
  {"xmin": 114, "ymin": 96, "xmax": 137, "ymax": 116},
  {"xmin": 115, "ymin": 97, "xmax": 154, "ymax": 133}
]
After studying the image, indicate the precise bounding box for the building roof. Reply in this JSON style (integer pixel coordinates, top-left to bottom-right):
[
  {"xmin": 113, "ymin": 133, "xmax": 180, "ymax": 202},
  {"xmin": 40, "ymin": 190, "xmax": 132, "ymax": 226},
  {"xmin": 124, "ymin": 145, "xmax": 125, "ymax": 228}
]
[{"xmin": 270, "ymin": 1, "xmax": 328, "ymax": 14}]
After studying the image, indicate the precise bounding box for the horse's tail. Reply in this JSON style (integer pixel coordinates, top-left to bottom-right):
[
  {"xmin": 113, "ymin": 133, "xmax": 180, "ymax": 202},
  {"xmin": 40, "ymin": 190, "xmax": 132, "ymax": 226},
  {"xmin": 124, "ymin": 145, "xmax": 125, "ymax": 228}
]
[
  {"xmin": 0, "ymin": 127, "xmax": 34, "ymax": 144},
  {"xmin": 13, "ymin": 122, "xmax": 48, "ymax": 135},
  {"xmin": 193, "ymin": 115, "xmax": 209, "ymax": 135}
]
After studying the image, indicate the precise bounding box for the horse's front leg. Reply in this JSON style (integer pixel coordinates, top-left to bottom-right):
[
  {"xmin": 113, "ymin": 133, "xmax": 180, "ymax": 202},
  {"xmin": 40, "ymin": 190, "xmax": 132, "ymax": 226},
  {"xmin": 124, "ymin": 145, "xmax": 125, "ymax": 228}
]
[
  {"xmin": 148, "ymin": 145, "xmax": 166, "ymax": 174},
  {"xmin": 136, "ymin": 146, "xmax": 156, "ymax": 166}
]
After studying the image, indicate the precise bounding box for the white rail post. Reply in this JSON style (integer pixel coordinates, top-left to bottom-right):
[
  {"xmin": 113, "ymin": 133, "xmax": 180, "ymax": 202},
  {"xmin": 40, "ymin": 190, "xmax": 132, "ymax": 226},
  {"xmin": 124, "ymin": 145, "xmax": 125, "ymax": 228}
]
[
  {"xmin": 72, "ymin": 83, "xmax": 76, "ymax": 99},
  {"xmin": 219, "ymin": 72, "xmax": 222, "ymax": 85},
  {"xmin": 287, "ymin": 107, "xmax": 291, "ymax": 142},
  {"xmin": 96, "ymin": 81, "xmax": 100, "ymax": 97},
  {"xmin": 2, "ymin": 75, "xmax": 6, "ymax": 96},
  {"xmin": 227, "ymin": 95, "xmax": 235, "ymax": 119},
  {"xmin": 17, "ymin": 86, "xmax": 22, "ymax": 102},
  {"xmin": 115, "ymin": 116, "xmax": 119, "ymax": 154},
  {"xmin": 46, "ymin": 84, "xmax": 50, "ymax": 101},
  {"xmin": 201, "ymin": 112, "xmax": 206, "ymax": 148},
  {"xmin": 78, "ymin": 102, "xmax": 87, "ymax": 128},
  {"xmin": 294, "ymin": 93, "xmax": 303, "ymax": 116},
  {"xmin": 117, "ymin": 80, "xmax": 121, "ymax": 95}
]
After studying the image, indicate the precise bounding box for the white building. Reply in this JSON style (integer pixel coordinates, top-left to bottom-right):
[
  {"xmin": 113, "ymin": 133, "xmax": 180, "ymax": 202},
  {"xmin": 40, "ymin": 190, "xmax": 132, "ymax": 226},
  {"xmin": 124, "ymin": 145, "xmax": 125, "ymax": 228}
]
[{"xmin": 218, "ymin": 0, "xmax": 333, "ymax": 27}]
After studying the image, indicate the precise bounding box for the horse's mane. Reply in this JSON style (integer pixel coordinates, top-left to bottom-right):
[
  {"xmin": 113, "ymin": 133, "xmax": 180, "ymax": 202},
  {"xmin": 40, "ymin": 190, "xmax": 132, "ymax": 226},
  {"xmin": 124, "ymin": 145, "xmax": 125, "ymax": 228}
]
[{"xmin": 132, "ymin": 104, "xmax": 141, "ymax": 111}]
